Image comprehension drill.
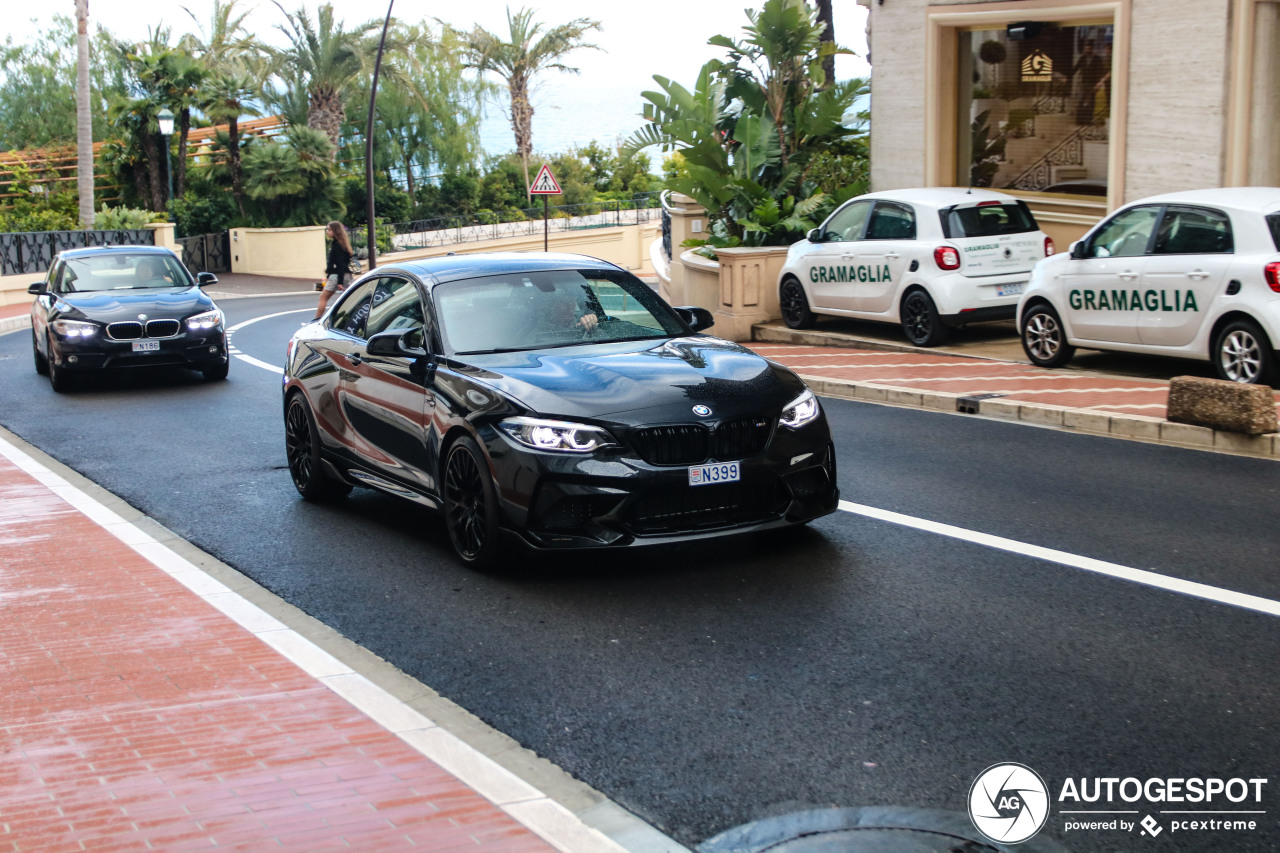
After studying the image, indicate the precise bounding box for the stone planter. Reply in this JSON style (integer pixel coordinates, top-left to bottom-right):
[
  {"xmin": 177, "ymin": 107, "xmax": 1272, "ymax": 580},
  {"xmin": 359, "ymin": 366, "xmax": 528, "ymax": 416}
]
[{"xmin": 711, "ymin": 246, "xmax": 791, "ymax": 342}]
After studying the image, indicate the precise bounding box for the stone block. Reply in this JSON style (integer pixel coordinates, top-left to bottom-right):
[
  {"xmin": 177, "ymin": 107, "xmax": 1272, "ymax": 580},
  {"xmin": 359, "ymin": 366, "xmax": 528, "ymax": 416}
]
[{"xmin": 1166, "ymin": 376, "xmax": 1279, "ymax": 435}]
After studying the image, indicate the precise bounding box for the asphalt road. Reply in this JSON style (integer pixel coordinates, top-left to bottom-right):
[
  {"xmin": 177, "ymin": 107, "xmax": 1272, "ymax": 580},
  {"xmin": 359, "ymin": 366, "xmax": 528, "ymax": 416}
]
[{"xmin": 2, "ymin": 294, "xmax": 1277, "ymax": 852}]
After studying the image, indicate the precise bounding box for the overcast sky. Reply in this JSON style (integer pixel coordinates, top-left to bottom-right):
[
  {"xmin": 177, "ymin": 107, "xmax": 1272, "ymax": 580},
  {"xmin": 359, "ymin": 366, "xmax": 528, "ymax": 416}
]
[{"xmin": 3, "ymin": 1, "xmax": 872, "ymax": 93}]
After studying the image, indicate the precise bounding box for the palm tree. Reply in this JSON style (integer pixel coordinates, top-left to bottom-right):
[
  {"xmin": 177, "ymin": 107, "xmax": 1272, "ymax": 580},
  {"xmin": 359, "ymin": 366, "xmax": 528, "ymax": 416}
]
[
  {"xmin": 458, "ymin": 8, "xmax": 601, "ymax": 198},
  {"xmin": 271, "ymin": 2, "xmax": 384, "ymax": 154},
  {"xmin": 200, "ymin": 74, "xmax": 259, "ymax": 216},
  {"xmin": 75, "ymin": 0, "xmax": 94, "ymax": 227}
]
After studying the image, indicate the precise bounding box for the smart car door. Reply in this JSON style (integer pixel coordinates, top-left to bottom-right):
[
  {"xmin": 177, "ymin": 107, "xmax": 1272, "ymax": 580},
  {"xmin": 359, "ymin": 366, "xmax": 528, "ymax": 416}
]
[
  {"xmin": 806, "ymin": 200, "xmax": 873, "ymax": 311},
  {"xmin": 1137, "ymin": 205, "xmax": 1234, "ymax": 348},
  {"xmin": 1058, "ymin": 205, "xmax": 1160, "ymax": 344},
  {"xmin": 850, "ymin": 201, "xmax": 916, "ymax": 314},
  {"xmin": 342, "ymin": 275, "xmax": 436, "ymax": 494}
]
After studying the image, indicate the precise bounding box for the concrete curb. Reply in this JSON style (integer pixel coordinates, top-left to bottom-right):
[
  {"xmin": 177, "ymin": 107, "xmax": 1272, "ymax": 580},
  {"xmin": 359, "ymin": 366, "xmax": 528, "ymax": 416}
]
[
  {"xmin": 805, "ymin": 375, "xmax": 1280, "ymax": 460},
  {"xmin": 0, "ymin": 313, "xmax": 31, "ymax": 335}
]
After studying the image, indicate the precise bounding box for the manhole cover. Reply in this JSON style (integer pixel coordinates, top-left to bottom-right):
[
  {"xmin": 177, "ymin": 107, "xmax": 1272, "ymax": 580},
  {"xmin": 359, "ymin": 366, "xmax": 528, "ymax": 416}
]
[{"xmin": 699, "ymin": 807, "xmax": 1070, "ymax": 853}]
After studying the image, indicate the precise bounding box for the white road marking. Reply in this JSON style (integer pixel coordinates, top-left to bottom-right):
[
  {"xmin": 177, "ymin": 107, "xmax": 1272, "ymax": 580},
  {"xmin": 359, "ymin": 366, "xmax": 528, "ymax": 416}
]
[
  {"xmin": 839, "ymin": 500, "xmax": 1280, "ymax": 619},
  {"xmin": 225, "ymin": 307, "xmax": 313, "ymax": 375}
]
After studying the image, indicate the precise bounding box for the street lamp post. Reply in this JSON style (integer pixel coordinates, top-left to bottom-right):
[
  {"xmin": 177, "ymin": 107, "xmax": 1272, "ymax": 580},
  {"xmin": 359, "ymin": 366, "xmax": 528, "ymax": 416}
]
[{"xmin": 157, "ymin": 107, "xmax": 175, "ymax": 217}]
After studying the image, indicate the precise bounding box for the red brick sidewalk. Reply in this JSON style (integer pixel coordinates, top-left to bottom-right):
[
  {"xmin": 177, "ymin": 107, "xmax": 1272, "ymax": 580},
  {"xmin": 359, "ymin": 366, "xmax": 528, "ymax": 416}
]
[
  {"xmin": 749, "ymin": 343, "xmax": 1280, "ymax": 421},
  {"xmin": 0, "ymin": 446, "xmax": 564, "ymax": 852}
]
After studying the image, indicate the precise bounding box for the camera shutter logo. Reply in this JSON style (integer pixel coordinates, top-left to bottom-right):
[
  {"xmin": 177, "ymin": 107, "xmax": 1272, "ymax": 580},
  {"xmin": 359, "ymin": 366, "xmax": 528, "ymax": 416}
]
[{"xmin": 969, "ymin": 763, "xmax": 1050, "ymax": 843}]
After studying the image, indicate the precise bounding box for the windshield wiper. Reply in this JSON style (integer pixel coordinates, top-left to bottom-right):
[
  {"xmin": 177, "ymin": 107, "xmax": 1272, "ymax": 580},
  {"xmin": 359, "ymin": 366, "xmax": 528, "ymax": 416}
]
[{"xmin": 454, "ymin": 346, "xmax": 538, "ymax": 355}]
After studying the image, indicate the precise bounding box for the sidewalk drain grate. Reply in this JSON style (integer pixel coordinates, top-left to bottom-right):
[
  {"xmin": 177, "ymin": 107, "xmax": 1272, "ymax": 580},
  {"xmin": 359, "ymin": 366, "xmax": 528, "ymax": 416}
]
[
  {"xmin": 957, "ymin": 393, "xmax": 1008, "ymax": 414},
  {"xmin": 698, "ymin": 807, "xmax": 1070, "ymax": 853}
]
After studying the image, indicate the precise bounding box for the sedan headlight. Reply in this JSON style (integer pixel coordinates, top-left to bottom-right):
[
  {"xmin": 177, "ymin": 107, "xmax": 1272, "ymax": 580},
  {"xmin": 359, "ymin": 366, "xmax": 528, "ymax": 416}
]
[
  {"xmin": 51, "ymin": 319, "xmax": 97, "ymax": 338},
  {"xmin": 779, "ymin": 389, "xmax": 820, "ymax": 429},
  {"xmin": 187, "ymin": 309, "xmax": 223, "ymax": 331},
  {"xmin": 499, "ymin": 417, "xmax": 617, "ymax": 453}
]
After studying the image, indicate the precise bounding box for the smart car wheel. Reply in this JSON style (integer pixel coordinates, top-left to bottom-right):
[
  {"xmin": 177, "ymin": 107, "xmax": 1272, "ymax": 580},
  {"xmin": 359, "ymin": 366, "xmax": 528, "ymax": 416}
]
[
  {"xmin": 901, "ymin": 288, "xmax": 948, "ymax": 347},
  {"xmin": 1213, "ymin": 319, "xmax": 1275, "ymax": 385},
  {"xmin": 32, "ymin": 330, "xmax": 48, "ymax": 375},
  {"xmin": 1021, "ymin": 303, "xmax": 1075, "ymax": 368},
  {"xmin": 284, "ymin": 393, "xmax": 351, "ymax": 500},
  {"xmin": 779, "ymin": 277, "xmax": 816, "ymax": 329},
  {"xmin": 443, "ymin": 436, "xmax": 502, "ymax": 569}
]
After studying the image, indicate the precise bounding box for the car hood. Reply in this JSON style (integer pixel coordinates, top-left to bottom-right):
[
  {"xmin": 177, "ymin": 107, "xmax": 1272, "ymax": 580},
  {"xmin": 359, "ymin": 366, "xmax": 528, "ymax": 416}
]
[
  {"xmin": 56, "ymin": 287, "xmax": 213, "ymax": 321},
  {"xmin": 459, "ymin": 337, "xmax": 808, "ymax": 423}
]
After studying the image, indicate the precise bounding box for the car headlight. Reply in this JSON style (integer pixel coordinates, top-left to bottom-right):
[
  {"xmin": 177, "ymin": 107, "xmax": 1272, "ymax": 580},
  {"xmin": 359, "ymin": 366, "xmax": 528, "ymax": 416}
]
[
  {"xmin": 187, "ymin": 309, "xmax": 223, "ymax": 331},
  {"xmin": 51, "ymin": 319, "xmax": 97, "ymax": 338},
  {"xmin": 779, "ymin": 389, "xmax": 820, "ymax": 429},
  {"xmin": 499, "ymin": 417, "xmax": 617, "ymax": 453}
]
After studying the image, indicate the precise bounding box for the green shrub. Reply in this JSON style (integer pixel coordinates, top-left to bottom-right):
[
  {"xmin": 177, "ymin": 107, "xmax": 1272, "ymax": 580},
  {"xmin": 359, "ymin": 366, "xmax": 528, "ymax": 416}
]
[{"xmin": 94, "ymin": 204, "xmax": 160, "ymax": 230}]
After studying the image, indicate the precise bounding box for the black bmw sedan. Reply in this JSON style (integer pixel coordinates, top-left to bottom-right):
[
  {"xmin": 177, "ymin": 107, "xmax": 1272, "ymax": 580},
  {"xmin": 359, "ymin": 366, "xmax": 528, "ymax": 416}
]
[
  {"xmin": 283, "ymin": 253, "xmax": 838, "ymax": 568},
  {"xmin": 28, "ymin": 245, "xmax": 228, "ymax": 390}
]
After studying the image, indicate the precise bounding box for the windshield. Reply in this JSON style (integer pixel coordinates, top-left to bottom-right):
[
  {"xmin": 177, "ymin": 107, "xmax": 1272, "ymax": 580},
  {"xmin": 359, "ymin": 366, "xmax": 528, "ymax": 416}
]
[
  {"xmin": 940, "ymin": 202, "xmax": 1039, "ymax": 238},
  {"xmin": 57, "ymin": 253, "xmax": 193, "ymax": 293},
  {"xmin": 435, "ymin": 269, "xmax": 688, "ymax": 355}
]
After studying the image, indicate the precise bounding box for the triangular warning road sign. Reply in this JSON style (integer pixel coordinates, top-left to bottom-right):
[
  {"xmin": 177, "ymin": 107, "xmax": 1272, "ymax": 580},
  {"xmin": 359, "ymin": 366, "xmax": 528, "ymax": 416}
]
[{"xmin": 529, "ymin": 163, "xmax": 562, "ymax": 195}]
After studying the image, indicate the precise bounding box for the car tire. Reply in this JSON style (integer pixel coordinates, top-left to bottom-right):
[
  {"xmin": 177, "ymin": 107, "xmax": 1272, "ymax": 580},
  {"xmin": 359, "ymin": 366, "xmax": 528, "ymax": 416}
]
[
  {"xmin": 901, "ymin": 288, "xmax": 949, "ymax": 347},
  {"xmin": 33, "ymin": 330, "xmax": 48, "ymax": 375},
  {"xmin": 202, "ymin": 360, "xmax": 229, "ymax": 381},
  {"xmin": 1020, "ymin": 303, "xmax": 1076, "ymax": 368},
  {"xmin": 46, "ymin": 334, "xmax": 73, "ymax": 392},
  {"xmin": 284, "ymin": 393, "xmax": 352, "ymax": 500},
  {"xmin": 443, "ymin": 436, "xmax": 503, "ymax": 570},
  {"xmin": 779, "ymin": 277, "xmax": 817, "ymax": 330},
  {"xmin": 1213, "ymin": 319, "xmax": 1275, "ymax": 385}
]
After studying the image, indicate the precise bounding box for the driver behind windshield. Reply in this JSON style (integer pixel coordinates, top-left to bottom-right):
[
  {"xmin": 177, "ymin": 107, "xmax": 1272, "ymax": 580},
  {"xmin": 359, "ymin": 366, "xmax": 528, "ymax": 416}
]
[
  {"xmin": 543, "ymin": 288, "xmax": 599, "ymax": 332},
  {"xmin": 134, "ymin": 257, "xmax": 172, "ymax": 287}
]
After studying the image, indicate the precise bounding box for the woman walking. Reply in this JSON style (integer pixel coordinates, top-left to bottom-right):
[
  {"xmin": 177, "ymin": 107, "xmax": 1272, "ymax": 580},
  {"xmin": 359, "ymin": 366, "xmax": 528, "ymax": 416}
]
[{"xmin": 314, "ymin": 221, "xmax": 355, "ymax": 320}]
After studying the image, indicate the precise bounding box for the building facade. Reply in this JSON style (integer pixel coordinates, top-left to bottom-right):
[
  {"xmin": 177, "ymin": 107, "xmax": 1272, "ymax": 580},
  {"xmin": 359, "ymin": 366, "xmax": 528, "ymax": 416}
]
[{"xmin": 859, "ymin": 0, "xmax": 1280, "ymax": 245}]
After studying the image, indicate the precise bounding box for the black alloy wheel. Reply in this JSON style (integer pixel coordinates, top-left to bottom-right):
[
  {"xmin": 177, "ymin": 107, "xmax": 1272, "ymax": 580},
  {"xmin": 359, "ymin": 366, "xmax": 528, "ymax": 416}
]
[
  {"xmin": 1021, "ymin": 303, "xmax": 1076, "ymax": 368},
  {"xmin": 32, "ymin": 330, "xmax": 48, "ymax": 375},
  {"xmin": 443, "ymin": 436, "xmax": 502, "ymax": 569},
  {"xmin": 284, "ymin": 393, "xmax": 352, "ymax": 500},
  {"xmin": 900, "ymin": 288, "xmax": 949, "ymax": 347},
  {"xmin": 202, "ymin": 360, "xmax": 230, "ymax": 381},
  {"xmin": 1213, "ymin": 319, "xmax": 1275, "ymax": 385},
  {"xmin": 46, "ymin": 333, "xmax": 72, "ymax": 392},
  {"xmin": 779, "ymin": 277, "xmax": 817, "ymax": 330}
]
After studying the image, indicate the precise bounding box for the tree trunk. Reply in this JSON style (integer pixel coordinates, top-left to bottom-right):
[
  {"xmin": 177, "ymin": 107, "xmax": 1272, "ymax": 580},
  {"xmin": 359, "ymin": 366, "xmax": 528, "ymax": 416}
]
[
  {"xmin": 404, "ymin": 152, "xmax": 415, "ymax": 199},
  {"xmin": 509, "ymin": 76, "xmax": 534, "ymax": 201},
  {"xmin": 307, "ymin": 86, "xmax": 345, "ymax": 157},
  {"xmin": 176, "ymin": 108, "xmax": 191, "ymax": 198},
  {"xmin": 228, "ymin": 116, "xmax": 245, "ymax": 217},
  {"xmin": 138, "ymin": 129, "xmax": 164, "ymax": 212},
  {"xmin": 75, "ymin": 0, "xmax": 94, "ymax": 228},
  {"xmin": 815, "ymin": 0, "xmax": 836, "ymax": 87}
]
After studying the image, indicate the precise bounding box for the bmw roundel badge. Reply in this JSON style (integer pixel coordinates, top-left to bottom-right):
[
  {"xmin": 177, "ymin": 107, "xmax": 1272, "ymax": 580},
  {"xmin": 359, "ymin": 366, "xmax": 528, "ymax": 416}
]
[{"xmin": 692, "ymin": 405, "xmax": 712, "ymax": 417}]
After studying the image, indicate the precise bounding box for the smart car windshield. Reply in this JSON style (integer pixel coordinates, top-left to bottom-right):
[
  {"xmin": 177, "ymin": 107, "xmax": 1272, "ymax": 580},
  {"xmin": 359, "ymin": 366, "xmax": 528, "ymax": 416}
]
[
  {"xmin": 59, "ymin": 253, "xmax": 193, "ymax": 292},
  {"xmin": 436, "ymin": 269, "xmax": 688, "ymax": 355}
]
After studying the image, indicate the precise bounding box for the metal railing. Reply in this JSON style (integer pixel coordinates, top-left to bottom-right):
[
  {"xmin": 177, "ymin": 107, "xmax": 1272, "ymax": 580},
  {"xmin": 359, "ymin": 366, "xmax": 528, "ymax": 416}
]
[
  {"xmin": 388, "ymin": 193, "xmax": 662, "ymax": 252},
  {"xmin": 0, "ymin": 228, "xmax": 154, "ymax": 276}
]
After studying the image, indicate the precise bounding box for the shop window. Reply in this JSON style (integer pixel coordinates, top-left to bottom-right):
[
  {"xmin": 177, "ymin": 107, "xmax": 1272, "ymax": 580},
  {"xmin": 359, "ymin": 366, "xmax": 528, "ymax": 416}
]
[{"xmin": 958, "ymin": 23, "xmax": 1113, "ymax": 197}]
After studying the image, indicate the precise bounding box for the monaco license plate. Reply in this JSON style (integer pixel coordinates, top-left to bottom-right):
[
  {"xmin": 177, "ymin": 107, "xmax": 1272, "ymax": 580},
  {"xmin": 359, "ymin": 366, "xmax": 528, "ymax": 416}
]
[
  {"xmin": 688, "ymin": 461, "xmax": 740, "ymax": 487},
  {"xmin": 995, "ymin": 282, "xmax": 1025, "ymax": 297},
  {"xmin": 132, "ymin": 340, "xmax": 160, "ymax": 352}
]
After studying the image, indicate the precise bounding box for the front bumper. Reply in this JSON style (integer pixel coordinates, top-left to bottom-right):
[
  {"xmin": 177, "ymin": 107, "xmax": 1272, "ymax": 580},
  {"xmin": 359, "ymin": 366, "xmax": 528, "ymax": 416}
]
[
  {"xmin": 49, "ymin": 330, "xmax": 228, "ymax": 372},
  {"xmin": 482, "ymin": 420, "xmax": 840, "ymax": 550}
]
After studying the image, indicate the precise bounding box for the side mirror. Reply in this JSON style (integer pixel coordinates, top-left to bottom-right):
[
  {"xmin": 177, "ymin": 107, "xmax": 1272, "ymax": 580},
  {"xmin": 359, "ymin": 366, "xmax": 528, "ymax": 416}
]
[
  {"xmin": 1069, "ymin": 241, "xmax": 1086, "ymax": 260},
  {"xmin": 807, "ymin": 228, "xmax": 824, "ymax": 243},
  {"xmin": 27, "ymin": 281, "xmax": 47, "ymax": 295},
  {"xmin": 674, "ymin": 306, "xmax": 715, "ymax": 332},
  {"xmin": 197, "ymin": 271, "xmax": 219, "ymax": 287},
  {"xmin": 366, "ymin": 329, "xmax": 429, "ymax": 359}
]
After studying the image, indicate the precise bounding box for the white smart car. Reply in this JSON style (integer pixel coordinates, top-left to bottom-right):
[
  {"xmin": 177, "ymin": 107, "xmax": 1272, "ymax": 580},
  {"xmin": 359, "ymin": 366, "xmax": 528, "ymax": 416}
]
[
  {"xmin": 777, "ymin": 187, "xmax": 1054, "ymax": 346},
  {"xmin": 1017, "ymin": 187, "xmax": 1280, "ymax": 385}
]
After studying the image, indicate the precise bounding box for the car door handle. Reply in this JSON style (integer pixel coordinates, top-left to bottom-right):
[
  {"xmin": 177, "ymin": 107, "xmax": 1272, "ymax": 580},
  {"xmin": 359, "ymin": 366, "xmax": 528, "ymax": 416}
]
[
  {"xmin": 882, "ymin": 252, "xmax": 900, "ymax": 260},
  {"xmin": 1187, "ymin": 270, "xmax": 1210, "ymax": 280},
  {"xmin": 1118, "ymin": 270, "xmax": 1139, "ymax": 280}
]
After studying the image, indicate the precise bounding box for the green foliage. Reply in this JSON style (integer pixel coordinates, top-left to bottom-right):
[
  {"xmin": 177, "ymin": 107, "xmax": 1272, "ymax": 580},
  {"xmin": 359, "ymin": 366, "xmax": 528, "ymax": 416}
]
[
  {"xmin": 343, "ymin": 176, "xmax": 412, "ymax": 227},
  {"xmin": 348, "ymin": 216, "xmax": 394, "ymax": 256},
  {"xmin": 239, "ymin": 125, "xmax": 345, "ymax": 225},
  {"xmin": 169, "ymin": 191, "xmax": 237, "ymax": 235},
  {"xmin": 93, "ymin": 204, "xmax": 159, "ymax": 229},
  {"xmin": 626, "ymin": 0, "xmax": 867, "ymax": 250}
]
